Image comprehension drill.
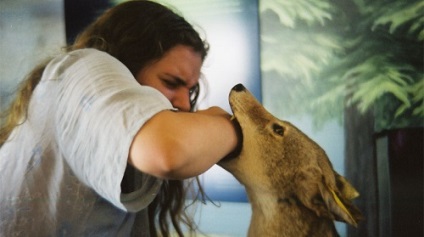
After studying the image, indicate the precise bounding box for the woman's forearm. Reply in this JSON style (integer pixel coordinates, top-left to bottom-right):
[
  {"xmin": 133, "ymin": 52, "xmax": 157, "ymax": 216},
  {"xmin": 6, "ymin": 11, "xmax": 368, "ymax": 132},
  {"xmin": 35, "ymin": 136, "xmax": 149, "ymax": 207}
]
[{"xmin": 128, "ymin": 107, "xmax": 239, "ymax": 179}]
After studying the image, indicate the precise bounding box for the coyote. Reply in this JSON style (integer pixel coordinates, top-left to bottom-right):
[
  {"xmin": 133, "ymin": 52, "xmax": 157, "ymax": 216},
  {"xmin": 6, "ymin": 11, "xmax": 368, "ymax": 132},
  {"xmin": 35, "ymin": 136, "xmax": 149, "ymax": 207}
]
[{"xmin": 219, "ymin": 84, "xmax": 362, "ymax": 237}]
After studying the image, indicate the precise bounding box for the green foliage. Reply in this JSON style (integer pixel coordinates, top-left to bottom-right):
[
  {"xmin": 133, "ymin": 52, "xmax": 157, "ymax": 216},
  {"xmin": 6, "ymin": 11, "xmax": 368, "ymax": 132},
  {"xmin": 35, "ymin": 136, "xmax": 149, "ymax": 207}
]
[
  {"xmin": 260, "ymin": 0, "xmax": 342, "ymax": 124},
  {"xmin": 348, "ymin": 58, "xmax": 413, "ymax": 114},
  {"xmin": 411, "ymin": 78, "xmax": 424, "ymax": 116},
  {"xmin": 260, "ymin": 0, "xmax": 333, "ymax": 27},
  {"xmin": 371, "ymin": 1, "xmax": 424, "ymax": 40},
  {"xmin": 260, "ymin": 0, "xmax": 423, "ymax": 131}
]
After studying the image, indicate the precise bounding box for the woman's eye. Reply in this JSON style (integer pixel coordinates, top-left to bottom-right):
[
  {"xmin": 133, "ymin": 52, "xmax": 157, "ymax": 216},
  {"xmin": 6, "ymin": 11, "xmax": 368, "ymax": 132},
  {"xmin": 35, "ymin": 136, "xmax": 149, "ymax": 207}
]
[{"xmin": 162, "ymin": 79, "xmax": 178, "ymax": 89}]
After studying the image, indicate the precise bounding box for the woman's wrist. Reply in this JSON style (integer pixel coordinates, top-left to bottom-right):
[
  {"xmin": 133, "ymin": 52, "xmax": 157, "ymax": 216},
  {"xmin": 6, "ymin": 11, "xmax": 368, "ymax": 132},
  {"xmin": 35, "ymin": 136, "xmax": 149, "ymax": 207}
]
[{"xmin": 222, "ymin": 116, "xmax": 243, "ymax": 160}]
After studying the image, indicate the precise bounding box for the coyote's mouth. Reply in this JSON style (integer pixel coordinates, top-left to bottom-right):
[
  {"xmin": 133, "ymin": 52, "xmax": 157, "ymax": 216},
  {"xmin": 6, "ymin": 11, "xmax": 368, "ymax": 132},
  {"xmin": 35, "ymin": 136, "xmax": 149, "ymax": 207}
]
[{"xmin": 220, "ymin": 116, "xmax": 243, "ymax": 162}]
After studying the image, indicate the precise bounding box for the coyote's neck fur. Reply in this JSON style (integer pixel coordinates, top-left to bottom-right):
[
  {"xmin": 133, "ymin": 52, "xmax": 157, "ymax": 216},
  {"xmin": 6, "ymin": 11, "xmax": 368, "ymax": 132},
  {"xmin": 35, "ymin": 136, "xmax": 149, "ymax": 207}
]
[{"xmin": 247, "ymin": 189, "xmax": 339, "ymax": 237}]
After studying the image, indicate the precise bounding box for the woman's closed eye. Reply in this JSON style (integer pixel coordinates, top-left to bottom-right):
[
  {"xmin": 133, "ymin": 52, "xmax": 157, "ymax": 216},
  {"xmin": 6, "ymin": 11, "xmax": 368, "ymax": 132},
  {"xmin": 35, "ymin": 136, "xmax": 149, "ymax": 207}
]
[{"xmin": 162, "ymin": 78, "xmax": 180, "ymax": 89}]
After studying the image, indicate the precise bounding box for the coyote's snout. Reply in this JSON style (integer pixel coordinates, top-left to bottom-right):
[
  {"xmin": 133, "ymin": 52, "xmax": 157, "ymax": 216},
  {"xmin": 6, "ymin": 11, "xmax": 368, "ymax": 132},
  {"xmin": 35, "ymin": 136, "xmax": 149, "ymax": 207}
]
[{"xmin": 219, "ymin": 84, "xmax": 362, "ymax": 237}]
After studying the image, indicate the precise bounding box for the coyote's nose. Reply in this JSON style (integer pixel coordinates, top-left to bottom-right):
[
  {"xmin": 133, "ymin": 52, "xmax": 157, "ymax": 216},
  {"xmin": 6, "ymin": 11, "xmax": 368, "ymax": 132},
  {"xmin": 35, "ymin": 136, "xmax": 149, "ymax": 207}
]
[{"xmin": 233, "ymin": 83, "xmax": 246, "ymax": 92}]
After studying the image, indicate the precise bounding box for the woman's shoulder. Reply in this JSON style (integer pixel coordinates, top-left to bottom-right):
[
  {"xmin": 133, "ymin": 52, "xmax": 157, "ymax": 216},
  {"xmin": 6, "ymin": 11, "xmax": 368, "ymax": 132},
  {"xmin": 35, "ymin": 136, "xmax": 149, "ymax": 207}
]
[
  {"xmin": 63, "ymin": 48, "xmax": 120, "ymax": 66},
  {"xmin": 44, "ymin": 48, "xmax": 130, "ymax": 80},
  {"xmin": 68, "ymin": 48, "xmax": 112, "ymax": 60}
]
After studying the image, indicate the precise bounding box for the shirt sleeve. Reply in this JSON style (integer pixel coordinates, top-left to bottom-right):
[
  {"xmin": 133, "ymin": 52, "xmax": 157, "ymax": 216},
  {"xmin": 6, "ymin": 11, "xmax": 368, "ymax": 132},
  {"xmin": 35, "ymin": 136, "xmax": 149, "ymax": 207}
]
[{"xmin": 50, "ymin": 49, "xmax": 173, "ymax": 212}]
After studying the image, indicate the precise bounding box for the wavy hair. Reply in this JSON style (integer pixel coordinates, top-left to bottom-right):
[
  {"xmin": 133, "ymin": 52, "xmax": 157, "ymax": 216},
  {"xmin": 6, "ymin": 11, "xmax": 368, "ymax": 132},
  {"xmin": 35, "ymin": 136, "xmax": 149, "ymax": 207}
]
[{"xmin": 0, "ymin": 1, "xmax": 209, "ymax": 236}]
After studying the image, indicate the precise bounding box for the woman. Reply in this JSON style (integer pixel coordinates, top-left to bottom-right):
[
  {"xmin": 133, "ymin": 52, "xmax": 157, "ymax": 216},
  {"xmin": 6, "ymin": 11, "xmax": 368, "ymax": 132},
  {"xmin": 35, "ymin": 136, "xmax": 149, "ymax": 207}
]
[{"xmin": 0, "ymin": 1, "xmax": 240, "ymax": 236}]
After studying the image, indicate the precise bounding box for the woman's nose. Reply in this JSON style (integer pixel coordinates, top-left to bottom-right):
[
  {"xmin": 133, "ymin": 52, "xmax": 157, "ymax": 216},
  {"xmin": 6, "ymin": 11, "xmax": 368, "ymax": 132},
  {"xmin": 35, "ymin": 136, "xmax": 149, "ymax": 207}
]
[{"xmin": 171, "ymin": 89, "xmax": 191, "ymax": 112}]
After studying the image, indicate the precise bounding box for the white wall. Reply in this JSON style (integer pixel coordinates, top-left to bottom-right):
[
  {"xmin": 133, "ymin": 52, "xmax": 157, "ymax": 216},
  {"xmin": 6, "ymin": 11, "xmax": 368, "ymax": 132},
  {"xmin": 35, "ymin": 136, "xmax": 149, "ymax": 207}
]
[{"xmin": 0, "ymin": 0, "xmax": 65, "ymax": 111}]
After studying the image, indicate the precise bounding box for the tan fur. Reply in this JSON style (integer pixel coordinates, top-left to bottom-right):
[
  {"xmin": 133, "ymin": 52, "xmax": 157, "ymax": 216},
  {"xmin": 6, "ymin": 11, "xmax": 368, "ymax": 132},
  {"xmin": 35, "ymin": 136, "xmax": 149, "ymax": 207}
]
[{"xmin": 219, "ymin": 84, "xmax": 362, "ymax": 237}]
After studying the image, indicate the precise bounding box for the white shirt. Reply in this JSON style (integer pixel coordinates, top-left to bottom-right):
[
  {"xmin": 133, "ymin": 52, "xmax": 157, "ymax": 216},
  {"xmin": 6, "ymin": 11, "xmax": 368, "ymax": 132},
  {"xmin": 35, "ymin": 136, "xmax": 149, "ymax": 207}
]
[{"xmin": 0, "ymin": 49, "xmax": 173, "ymax": 236}]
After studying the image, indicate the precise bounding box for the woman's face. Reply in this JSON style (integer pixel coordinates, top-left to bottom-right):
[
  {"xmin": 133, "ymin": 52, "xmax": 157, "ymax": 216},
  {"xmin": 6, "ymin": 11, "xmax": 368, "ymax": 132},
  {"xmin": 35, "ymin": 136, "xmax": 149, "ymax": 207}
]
[{"xmin": 136, "ymin": 45, "xmax": 203, "ymax": 112}]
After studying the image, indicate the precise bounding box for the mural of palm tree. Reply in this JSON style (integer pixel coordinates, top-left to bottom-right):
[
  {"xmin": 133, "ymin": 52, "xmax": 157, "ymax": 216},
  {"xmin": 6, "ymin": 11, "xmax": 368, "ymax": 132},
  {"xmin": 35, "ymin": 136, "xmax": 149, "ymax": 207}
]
[{"xmin": 261, "ymin": 0, "xmax": 422, "ymax": 130}]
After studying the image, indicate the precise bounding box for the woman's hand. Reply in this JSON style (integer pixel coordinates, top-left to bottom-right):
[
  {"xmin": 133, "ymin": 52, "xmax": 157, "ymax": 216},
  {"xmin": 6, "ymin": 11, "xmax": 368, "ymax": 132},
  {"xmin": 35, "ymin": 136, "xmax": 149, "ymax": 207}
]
[{"xmin": 128, "ymin": 106, "xmax": 239, "ymax": 179}]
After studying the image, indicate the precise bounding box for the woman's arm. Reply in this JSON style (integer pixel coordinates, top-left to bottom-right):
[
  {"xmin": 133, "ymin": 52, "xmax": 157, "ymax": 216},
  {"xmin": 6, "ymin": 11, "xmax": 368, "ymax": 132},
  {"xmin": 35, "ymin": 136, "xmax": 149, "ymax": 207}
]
[{"xmin": 128, "ymin": 106, "xmax": 239, "ymax": 179}]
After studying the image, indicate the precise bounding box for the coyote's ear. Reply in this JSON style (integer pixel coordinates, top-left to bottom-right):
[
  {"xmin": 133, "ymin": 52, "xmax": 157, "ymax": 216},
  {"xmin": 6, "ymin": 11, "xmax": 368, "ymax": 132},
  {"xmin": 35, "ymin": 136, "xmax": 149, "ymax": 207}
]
[
  {"xmin": 318, "ymin": 183, "xmax": 363, "ymax": 227},
  {"xmin": 335, "ymin": 172, "xmax": 359, "ymax": 200}
]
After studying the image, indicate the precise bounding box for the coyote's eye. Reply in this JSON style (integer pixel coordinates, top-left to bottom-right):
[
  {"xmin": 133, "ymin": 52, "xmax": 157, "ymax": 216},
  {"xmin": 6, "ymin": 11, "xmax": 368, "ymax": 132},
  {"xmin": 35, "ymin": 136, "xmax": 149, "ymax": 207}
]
[{"xmin": 272, "ymin": 124, "xmax": 285, "ymax": 136}]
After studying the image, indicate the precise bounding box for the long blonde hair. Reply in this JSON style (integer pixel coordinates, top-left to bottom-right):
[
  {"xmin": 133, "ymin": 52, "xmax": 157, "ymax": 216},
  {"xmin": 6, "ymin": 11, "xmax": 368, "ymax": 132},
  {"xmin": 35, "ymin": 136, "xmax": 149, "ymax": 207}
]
[
  {"xmin": 0, "ymin": 1, "xmax": 209, "ymax": 236},
  {"xmin": 0, "ymin": 62, "xmax": 47, "ymax": 145}
]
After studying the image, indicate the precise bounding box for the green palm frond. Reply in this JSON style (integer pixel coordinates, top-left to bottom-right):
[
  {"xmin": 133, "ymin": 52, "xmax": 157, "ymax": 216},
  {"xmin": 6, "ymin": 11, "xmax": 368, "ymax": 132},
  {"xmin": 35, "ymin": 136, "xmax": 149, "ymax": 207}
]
[
  {"xmin": 261, "ymin": 29, "xmax": 341, "ymax": 87},
  {"xmin": 350, "ymin": 71, "xmax": 412, "ymax": 114},
  {"xmin": 371, "ymin": 1, "xmax": 424, "ymax": 40},
  {"xmin": 260, "ymin": 0, "xmax": 333, "ymax": 27},
  {"xmin": 410, "ymin": 78, "xmax": 424, "ymax": 116}
]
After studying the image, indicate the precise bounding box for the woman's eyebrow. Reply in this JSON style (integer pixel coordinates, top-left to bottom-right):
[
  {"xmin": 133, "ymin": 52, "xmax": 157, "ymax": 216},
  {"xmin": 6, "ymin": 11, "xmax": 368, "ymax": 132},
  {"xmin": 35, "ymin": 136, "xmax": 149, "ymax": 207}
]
[
  {"xmin": 164, "ymin": 73, "xmax": 186, "ymax": 84},
  {"xmin": 164, "ymin": 73, "xmax": 194, "ymax": 88}
]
